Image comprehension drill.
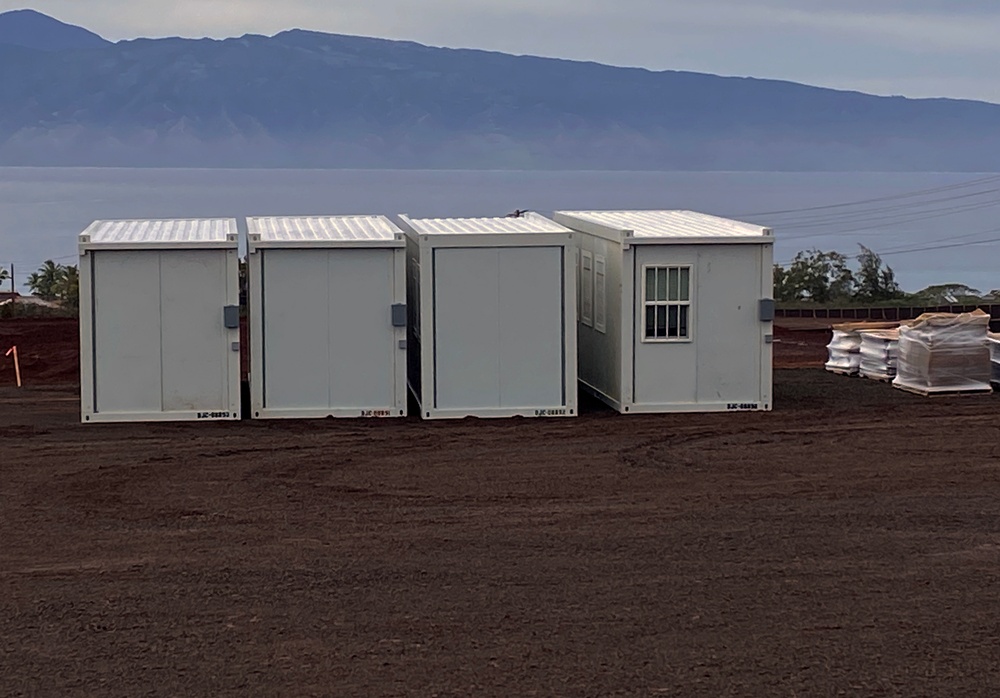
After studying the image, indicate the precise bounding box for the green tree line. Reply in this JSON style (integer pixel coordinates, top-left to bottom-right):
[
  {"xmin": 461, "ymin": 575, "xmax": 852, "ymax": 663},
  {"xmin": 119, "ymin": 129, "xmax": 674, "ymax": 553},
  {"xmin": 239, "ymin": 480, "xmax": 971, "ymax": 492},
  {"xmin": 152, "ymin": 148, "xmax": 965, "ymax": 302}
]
[{"xmin": 775, "ymin": 245, "xmax": 998, "ymax": 306}]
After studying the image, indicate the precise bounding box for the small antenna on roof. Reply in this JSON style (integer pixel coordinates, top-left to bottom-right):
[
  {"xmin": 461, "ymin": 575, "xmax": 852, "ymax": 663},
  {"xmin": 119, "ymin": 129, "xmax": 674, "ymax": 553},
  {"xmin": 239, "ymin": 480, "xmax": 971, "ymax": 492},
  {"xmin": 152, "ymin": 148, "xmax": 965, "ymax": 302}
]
[{"xmin": 505, "ymin": 209, "xmax": 529, "ymax": 218}]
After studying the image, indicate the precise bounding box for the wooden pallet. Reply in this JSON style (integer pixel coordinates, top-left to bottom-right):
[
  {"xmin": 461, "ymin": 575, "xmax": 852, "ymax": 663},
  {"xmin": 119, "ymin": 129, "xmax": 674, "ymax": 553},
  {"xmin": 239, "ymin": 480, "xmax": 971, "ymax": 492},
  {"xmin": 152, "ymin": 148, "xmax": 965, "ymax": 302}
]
[
  {"xmin": 825, "ymin": 367, "xmax": 859, "ymax": 377},
  {"xmin": 893, "ymin": 382, "xmax": 994, "ymax": 398},
  {"xmin": 861, "ymin": 372, "xmax": 895, "ymax": 384}
]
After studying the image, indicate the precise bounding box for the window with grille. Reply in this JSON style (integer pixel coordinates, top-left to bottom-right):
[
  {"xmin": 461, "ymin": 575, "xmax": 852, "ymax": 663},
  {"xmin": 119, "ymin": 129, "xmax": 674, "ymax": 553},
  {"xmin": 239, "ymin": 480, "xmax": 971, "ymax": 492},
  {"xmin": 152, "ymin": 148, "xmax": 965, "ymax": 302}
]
[
  {"xmin": 594, "ymin": 255, "xmax": 606, "ymax": 333},
  {"xmin": 581, "ymin": 251, "xmax": 594, "ymax": 327},
  {"xmin": 643, "ymin": 266, "xmax": 691, "ymax": 341}
]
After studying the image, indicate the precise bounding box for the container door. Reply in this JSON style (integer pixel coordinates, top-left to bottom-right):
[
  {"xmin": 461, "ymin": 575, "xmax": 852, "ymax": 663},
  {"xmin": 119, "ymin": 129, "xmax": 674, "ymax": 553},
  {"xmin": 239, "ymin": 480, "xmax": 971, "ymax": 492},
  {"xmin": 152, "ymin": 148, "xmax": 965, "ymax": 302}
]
[
  {"xmin": 692, "ymin": 246, "xmax": 763, "ymax": 405},
  {"xmin": 497, "ymin": 246, "xmax": 564, "ymax": 407},
  {"xmin": 327, "ymin": 249, "xmax": 396, "ymax": 409},
  {"xmin": 433, "ymin": 248, "xmax": 501, "ymax": 409},
  {"xmin": 260, "ymin": 250, "xmax": 330, "ymax": 409},
  {"xmin": 159, "ymin": 250, "xmax": 232, "ymax": 412},
  {"xmin": 92, "ymin": 251, "xmax": 163, "ymax": 414},
  {"xmin": 262, "ymin": 248, "xmax": 396, "ymax": 411},
  {"xmin": 92, "ymin": 249, "xmax": 233, "ymax": 416},
  {"xmin": 433, "ymin": 246, "xmax": 564, "ymax": 410},
  {"xmin": 632, "ymin": 248, "xmax": 698, "ymax": 406}
]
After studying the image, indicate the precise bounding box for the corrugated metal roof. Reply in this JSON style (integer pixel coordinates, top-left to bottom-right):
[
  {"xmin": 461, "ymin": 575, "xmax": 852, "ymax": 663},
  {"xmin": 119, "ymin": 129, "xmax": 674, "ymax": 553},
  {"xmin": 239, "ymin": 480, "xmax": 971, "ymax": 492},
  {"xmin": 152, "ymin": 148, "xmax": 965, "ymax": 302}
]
[
  {"xmin": 556, "ymin": 210, "xmax": 770, "ymax": 239},
  {"xmin": 247, "ymin": 215, "xmax": 402, "ymax": 242},
  {"xmin": 405, "ymin": 212, "xmax": 570, "ymax": 236},
  {"xmin": 82, "ymin": 219, "xmax": 237, "ymax": 245}
]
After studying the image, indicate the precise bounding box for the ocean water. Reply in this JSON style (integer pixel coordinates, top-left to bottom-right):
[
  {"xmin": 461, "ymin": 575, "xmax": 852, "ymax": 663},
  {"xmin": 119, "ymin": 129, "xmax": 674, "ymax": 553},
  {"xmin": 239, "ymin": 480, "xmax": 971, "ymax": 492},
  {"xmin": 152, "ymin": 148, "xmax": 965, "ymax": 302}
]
[{"xmin": 0, "ymin": 168, "xmax": 997, "ymax": 293}]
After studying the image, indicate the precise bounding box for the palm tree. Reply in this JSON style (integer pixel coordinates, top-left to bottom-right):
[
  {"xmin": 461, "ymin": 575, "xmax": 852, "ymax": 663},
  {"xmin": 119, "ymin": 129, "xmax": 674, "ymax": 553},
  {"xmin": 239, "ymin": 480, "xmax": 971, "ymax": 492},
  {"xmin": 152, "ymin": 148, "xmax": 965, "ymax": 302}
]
[
  {"xmin": 27, "ymin": 260, "xmax": 64, "ymax": 300},
  {"xmin": 54, "ymin": 265, "xmax": 79, "ymax": 309}
]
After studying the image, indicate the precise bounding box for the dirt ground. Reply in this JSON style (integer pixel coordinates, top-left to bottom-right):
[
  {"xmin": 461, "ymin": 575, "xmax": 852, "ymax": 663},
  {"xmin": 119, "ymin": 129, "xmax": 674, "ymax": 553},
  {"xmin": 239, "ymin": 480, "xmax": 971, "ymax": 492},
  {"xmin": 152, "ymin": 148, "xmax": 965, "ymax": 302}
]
[
  {"xmin": 772, "ymin": 324, "xmax": 830, "ymax": 369},
  {"xmin": 3, "ymin": 319, "xmax": 1000, "ymax": 696}
]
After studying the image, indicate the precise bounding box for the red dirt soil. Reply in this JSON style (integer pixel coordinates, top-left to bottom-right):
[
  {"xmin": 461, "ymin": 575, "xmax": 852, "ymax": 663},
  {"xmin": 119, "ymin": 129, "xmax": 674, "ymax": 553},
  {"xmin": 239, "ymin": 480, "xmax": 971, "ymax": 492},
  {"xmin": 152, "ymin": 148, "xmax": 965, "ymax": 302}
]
[
  {"xmin": 0, "ymin": 318, "xmax": 81, "ymax": 386},
  {"xmin": 0, "ymin": 318, "xmax": 833, "ymax": 388},
  {"xmin": 4, "ymin": 318, "xmax": 1000, "ymax": 696}
]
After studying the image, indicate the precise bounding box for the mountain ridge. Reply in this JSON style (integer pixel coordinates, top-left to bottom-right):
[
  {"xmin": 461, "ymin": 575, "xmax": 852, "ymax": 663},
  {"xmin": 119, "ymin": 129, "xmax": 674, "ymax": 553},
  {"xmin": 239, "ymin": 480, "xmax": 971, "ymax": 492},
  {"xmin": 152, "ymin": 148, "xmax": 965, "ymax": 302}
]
[
  {"xmin": 0, "ymin": 10, "xmax": 997, "ymax": 170},
  {"xmin": 0, "ymin": 9, "xmax": 109, "ymax": 51}
]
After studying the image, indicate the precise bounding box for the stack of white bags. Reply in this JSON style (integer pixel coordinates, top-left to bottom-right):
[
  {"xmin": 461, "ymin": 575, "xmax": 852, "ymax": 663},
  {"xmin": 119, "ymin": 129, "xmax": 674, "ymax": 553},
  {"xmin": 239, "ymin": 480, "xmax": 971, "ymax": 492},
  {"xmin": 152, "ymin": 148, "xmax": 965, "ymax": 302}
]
[
  {"xmin": 825, "ymin": 322, "xmax": 899, "ymax": 376},
  {"xmin": 858, "ymin": 329, "xmax": 899, "ymax": 381},
  {"xmin": 825, "ymin": 329, "xmax": 862, "ymax": 374}
]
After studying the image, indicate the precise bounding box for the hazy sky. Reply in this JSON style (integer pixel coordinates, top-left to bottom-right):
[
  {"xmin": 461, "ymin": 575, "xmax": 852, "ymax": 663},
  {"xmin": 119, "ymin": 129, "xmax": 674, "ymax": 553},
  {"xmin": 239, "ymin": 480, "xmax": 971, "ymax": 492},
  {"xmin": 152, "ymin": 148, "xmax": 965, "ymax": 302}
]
[{"xmin": 4, "ymin": 0, "xmax": 1000, "ymax": 104}]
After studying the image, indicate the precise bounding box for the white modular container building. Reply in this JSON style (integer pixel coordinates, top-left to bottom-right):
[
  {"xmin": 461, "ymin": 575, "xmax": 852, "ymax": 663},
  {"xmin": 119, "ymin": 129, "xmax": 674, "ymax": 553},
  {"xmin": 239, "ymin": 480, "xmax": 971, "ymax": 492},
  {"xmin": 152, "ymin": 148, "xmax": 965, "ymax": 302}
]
[
  {"xmin": 247, "ymin": 216, "xmax": 408, "ymax": 419},
  {"xmin": 399, "ymin": 213, "xmax": 578, "ymax": 420},
  {"xmin": 552, "ymin": 210, "xmax": 774, "ymax": 414},
  {"xmin": 79, "ymin": 219, "xmax": 242, "ymax": 423}
]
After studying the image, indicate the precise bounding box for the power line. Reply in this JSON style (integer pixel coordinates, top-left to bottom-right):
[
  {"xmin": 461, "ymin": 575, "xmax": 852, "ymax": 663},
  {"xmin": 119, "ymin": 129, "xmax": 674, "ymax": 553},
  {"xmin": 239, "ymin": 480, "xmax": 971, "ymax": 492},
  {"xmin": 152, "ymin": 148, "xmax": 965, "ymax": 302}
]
[
  {"xmin": 731, "ymin": 173, "xmax": 1000, "ymax": 219},
  {"xmin": 0, "ymin": 254, "xmax": 77, "ymax": 265},
  {"xmin": 876, "ymin": 227, "xmax": 1000, "ymax": 255},
  {"xmin": 764, "ymin": 188, "xmax": 1000, "ymax": 230},
  {"xmin": 761, "ymin": 174, "xmax": 1000, "ymax": 265},
  {"xmin": 775, "ymin": 198, "xmax": 1000, "ymax": 241},
  {"xmin": 731, "ymin": 174, "xmax": 1000, "ymax": 257},
  {"xmin": 878, "ymin": 235, "xmax": 1000, "ymax": 258}
]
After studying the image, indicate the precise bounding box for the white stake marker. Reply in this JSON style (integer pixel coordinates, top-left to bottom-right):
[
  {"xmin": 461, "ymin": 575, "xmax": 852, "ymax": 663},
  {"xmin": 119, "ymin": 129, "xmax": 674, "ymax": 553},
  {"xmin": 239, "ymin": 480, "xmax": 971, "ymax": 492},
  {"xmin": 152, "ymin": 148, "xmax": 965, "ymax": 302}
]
[{"xmin": 5, "ymin": 346, "xmax": 21, "ymax": 387}]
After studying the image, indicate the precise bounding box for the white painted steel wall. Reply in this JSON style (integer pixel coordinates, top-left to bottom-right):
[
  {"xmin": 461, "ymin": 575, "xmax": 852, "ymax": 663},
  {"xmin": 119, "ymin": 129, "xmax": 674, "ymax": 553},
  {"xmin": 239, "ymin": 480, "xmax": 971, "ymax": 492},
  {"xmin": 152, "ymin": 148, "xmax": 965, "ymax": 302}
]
[
  {"xmin": 629, "ymin": 244, "xmax": 772, "ymax": 411},
  {"xmin": 247, "ymin": 217, "xmax": 407, "ymax": 419},
  {"xmin": 79, "ymin": 220, "xmax": 241, "ymax": 423},
  {"xmin": 401, "ymin": 214, "xmax": 578, "ymax": 420},
  {"xmin": 554, "ymin": 210, "xmax": 773, "ymax": 414},
  {"xmin": 574, "ymin": 231, "xmax": 624, "ymax": 407}
]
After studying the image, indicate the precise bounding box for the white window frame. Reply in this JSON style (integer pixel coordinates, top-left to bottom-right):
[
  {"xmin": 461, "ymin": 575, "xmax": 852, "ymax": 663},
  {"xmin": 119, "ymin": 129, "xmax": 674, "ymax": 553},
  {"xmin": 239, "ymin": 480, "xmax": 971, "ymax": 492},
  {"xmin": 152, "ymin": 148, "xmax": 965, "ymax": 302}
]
[
  {"xmin": 594, "ymin": 255, "xmax": 606, "ymax": 333},
  {"xmin": 641, "ymin": 264, "xmax": 692, "ymax": 343},
  {"xmin": 580, "ymin": 250, "xmax": 594, "ymax": 327}
]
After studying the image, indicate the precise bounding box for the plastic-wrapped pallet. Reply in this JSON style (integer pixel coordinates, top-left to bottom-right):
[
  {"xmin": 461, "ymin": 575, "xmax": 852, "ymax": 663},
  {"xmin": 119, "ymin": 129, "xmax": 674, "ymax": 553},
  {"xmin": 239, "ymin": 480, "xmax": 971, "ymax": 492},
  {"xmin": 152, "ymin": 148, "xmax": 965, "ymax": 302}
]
[
  {"xmin": 893, "ymin": 310, "xmax": 992, "ymax": 395},
  {"xmin": 825, "ymin": 329, "xmax": 862, "ymax": 374},
  {"xmin": 859, "ymin": 329, "xmax": 899, "ymax": 381},
  {"xmin": 989, "ymin": 332, "xmax": 1000, "ymax": 388},
  {"xmin": 825, "ymin": 321, "xmax": 898, "ymax": 375}
]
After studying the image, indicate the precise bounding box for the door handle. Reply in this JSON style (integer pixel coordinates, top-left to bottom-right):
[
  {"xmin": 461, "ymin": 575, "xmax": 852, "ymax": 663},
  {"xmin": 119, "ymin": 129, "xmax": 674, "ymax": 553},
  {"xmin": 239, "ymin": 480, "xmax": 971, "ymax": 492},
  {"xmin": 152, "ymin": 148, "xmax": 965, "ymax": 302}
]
[
  {"xmin": 223, "ymin": 305, "xmax": 240, "ymax": 329},
  {"xmin": 391, "ymin": 303, "xmax": 407, "ymax": 327}
]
